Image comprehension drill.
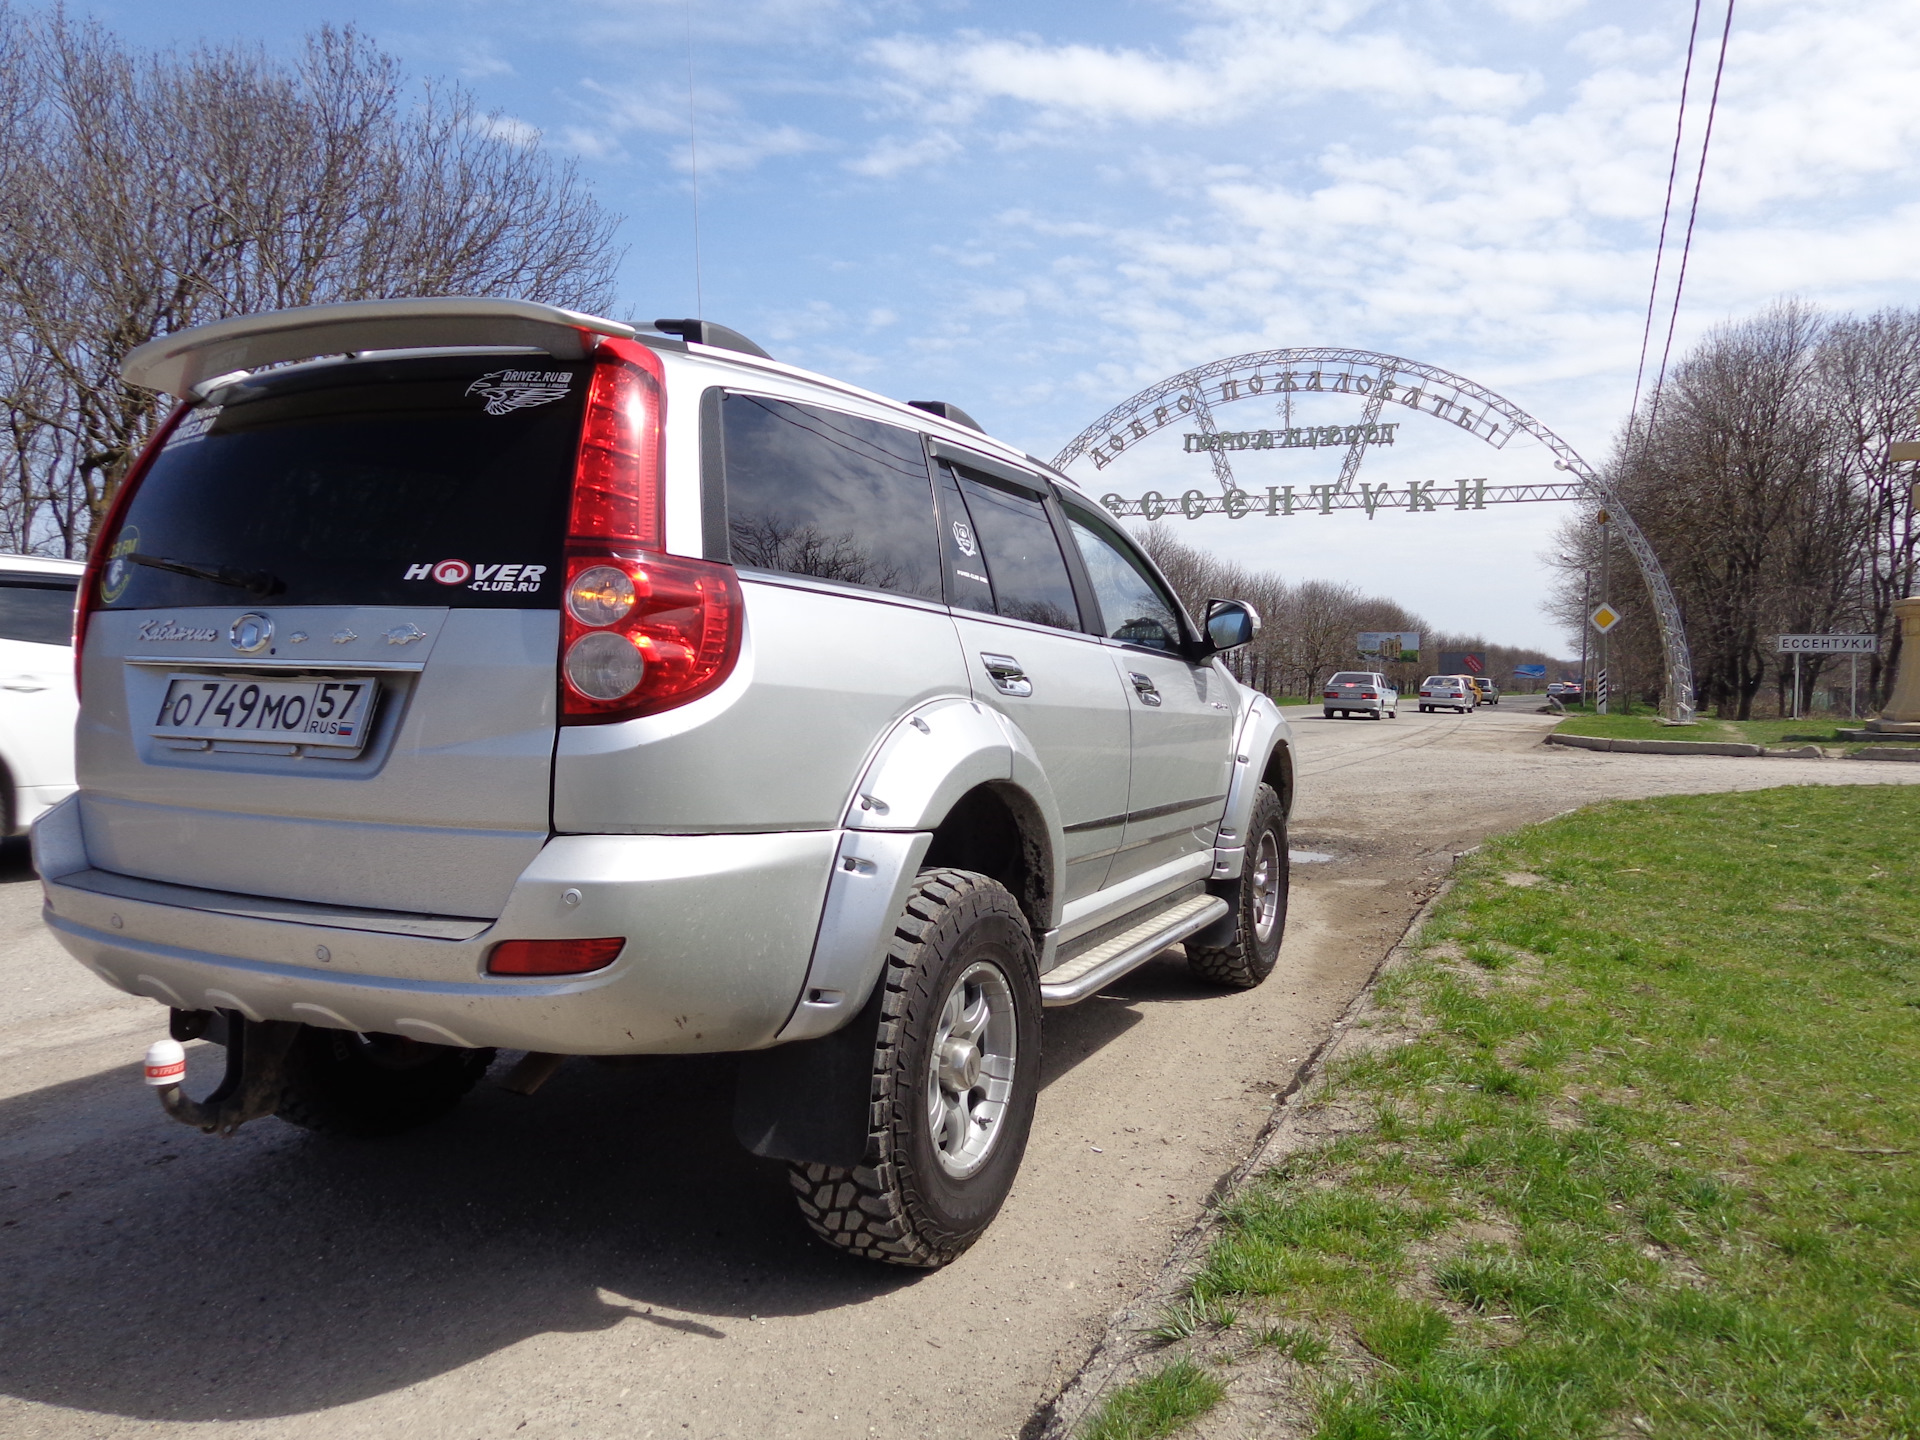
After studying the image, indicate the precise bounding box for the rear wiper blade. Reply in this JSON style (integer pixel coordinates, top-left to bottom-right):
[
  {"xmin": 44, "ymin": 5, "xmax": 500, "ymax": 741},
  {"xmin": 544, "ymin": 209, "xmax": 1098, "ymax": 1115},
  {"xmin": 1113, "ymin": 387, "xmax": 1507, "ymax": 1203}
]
[{"xmin": 127, "ymin": 552, "xmax": 284, "ymax": 598}]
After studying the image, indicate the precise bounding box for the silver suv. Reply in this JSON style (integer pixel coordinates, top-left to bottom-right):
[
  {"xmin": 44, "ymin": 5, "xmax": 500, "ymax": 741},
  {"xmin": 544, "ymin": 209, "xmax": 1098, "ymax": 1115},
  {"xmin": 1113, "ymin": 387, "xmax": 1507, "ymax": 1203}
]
[{"xmin": 36, "ymin": 298, "xmax": 1294, "ymax": 1268}]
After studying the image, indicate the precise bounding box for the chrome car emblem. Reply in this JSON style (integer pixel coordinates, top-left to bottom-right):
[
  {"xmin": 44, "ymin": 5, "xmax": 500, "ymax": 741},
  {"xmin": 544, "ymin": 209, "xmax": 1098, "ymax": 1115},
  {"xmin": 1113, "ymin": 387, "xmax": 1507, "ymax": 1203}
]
[
  {"xmin": 330, "ymin": 629, "xmax": 358, "ymax": 645},
  {"xmin": 228, "ymin": 612, "xmax": 273, "ymax": 654},
  {"xmin": 288, "ymin": 632, "xmax": 308, "ymax": 644},
  {"xmin": 384, "ymin": 623, "xmax": 427, "ymax": 647}
]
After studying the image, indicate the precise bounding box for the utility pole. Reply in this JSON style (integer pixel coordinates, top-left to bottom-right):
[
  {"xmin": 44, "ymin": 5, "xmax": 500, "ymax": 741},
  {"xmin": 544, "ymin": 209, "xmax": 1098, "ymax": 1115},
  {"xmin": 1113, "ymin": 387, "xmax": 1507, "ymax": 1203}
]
[
  {"xmin": 1564, "ymin": 552, "xmax": 1592, "ymax": 706},
  {"xmin": 1596, "ymin": 509, "xmax": 1612, "ymax": 714}
]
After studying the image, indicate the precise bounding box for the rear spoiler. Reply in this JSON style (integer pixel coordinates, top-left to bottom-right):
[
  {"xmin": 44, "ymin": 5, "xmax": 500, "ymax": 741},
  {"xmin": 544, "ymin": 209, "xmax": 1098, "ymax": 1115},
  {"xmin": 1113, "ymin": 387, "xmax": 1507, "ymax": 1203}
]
[{"xmin": 122, "ymin": 297, "xmax": 640, "ymax": 398}]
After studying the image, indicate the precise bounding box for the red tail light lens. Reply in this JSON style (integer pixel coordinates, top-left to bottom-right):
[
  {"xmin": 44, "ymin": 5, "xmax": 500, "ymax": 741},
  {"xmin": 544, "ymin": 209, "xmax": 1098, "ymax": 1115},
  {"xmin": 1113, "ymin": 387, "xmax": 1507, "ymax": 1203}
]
[
  {"xmin": 571, "ymin": 337, "xmax": 665, "ymax": 550},
  {"xmin": 74, "ymin": 402, "xmax": 192, "ymax": 698},
  {"xmin": 560, "ymin": 553, "xmax": 742, "ymax": 722},
  {"xmin": 488, "ymin": 937, "xmax": 625, "ymax": 976},
  {"xmin": 559, "ymin": 334, "xmax": 744, "ymax": 724}
]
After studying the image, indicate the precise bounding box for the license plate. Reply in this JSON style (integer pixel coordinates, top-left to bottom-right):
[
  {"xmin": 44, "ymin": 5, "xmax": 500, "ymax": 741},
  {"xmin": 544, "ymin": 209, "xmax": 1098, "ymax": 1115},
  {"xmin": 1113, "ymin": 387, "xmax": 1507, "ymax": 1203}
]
[{"xmin": 152, "ymin": 673, "xmax": 380, "ymax": 752}]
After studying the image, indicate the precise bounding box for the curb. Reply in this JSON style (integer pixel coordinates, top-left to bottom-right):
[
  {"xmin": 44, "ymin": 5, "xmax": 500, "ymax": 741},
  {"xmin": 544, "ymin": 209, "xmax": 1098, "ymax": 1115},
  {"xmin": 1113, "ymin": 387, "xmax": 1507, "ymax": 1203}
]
[
  {"xmin": 1546, "ymin": 733, "xmax": 1764, "ymax": 757},
  {"xmin": 1851, "ymin": 746, "xmax": 1920, "ymax": 763}
]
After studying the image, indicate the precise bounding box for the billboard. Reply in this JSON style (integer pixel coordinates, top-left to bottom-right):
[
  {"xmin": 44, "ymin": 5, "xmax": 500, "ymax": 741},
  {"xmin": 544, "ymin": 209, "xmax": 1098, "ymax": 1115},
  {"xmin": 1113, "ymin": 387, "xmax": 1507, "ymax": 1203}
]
[
  {"xmin": 1439, "ymin": 650, "xmax": 1487, "ymax": 675},
  {"xmin": 1514, "ymin": 664, "xmax": 1547, "ymax": 680},
  {"xmin": 1358, "ymin": 631, "xmax": 1421, "ymax": 663}
]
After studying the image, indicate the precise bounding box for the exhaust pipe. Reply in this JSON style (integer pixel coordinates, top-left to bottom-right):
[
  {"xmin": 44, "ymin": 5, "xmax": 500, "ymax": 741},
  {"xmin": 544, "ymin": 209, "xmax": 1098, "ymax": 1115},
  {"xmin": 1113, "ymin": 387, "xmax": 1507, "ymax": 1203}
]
[{"xmin": 143, "ymin": 1011, "xmax": 301, "ymax": 1135}]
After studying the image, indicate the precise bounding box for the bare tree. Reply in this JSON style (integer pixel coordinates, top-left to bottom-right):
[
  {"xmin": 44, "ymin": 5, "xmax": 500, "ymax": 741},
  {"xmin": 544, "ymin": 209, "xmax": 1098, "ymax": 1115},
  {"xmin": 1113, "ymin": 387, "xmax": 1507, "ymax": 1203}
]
[
  {"xmin": 1550, "ymin": 298, "xmax": 1920, "ymax": 718},
  {"xmin": 0, "ymin": 10, "xmax": 623, "ymax": 554},
  {"xmin": 1816, "ymin": 309, "xmax": 1920, "ymax": 704}
]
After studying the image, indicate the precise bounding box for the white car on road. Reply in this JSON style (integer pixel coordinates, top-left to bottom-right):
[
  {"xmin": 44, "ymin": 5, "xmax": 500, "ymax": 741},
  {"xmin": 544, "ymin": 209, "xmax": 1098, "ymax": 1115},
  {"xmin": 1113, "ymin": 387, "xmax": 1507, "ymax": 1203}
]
[
  {"xmin": 1322, "ymin": 671, "xmax": 1397, "ymax": 720},
  {"xmin": 0, "ymin": 554, "xmax": 80, "ymax": 833},
  {"xmin": 1418, "ymin": 675, "xmax": 1474, "ymax": 713}
]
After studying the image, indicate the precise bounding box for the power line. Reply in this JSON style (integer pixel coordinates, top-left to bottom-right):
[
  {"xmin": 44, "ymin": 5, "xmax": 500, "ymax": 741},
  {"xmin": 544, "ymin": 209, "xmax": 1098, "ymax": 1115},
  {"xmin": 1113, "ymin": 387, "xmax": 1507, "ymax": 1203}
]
[
  {"xmin": 1644, "ymin": 0, "xmax": 1736, "ymax": 442},
  {"xmin": 1627, "ymin": 0, "xmax": 1704, "ymax": 442}
]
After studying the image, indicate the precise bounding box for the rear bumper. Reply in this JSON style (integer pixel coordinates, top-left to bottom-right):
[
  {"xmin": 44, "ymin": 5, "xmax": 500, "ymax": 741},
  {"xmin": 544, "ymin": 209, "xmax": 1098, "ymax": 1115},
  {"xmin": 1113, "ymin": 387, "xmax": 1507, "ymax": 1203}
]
[{"xmin": 34, "ymin": 796, "xmax": 839, "ymax": 1055}]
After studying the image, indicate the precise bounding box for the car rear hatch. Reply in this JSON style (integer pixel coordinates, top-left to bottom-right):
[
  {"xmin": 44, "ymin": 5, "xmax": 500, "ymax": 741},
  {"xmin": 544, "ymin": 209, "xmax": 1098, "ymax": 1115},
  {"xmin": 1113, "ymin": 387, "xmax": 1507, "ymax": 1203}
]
[{"xmin": 77, "ymin": 352, "xmax": 589, "ymax": 918}]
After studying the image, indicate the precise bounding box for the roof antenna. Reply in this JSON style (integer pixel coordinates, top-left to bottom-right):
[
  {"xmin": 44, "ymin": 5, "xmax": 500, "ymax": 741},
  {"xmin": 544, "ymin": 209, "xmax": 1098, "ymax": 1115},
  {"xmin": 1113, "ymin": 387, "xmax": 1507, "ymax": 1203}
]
[{"xmin": 684, "ymin": 1, "xmax": 703, "ymax": 320}]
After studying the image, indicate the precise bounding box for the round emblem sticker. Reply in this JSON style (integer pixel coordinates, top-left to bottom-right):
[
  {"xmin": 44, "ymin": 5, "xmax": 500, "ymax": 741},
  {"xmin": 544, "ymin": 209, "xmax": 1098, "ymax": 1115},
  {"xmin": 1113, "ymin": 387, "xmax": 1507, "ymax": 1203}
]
[
  {"xmin": 431, "ymin": 559, "xmax": 472, "ymax": 586},
  {"xmin": 951, "ymin": 521, "xmax": 977, "ymax": 558},
  {"xmin": 100, "ymin": 526, "xmax": 140, "ymax": 603}
]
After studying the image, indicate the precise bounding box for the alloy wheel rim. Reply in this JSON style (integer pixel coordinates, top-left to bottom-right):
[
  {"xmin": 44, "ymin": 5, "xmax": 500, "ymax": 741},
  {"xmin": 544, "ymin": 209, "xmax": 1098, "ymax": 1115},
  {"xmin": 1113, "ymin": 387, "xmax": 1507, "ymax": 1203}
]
[
  {"xmin": 1251, "ymin": 831, "xmax": 1283, "ymax": 945},
  {"xmin": 926, "ymin": 960, "xmax": 1018, "ymax": 1179}
]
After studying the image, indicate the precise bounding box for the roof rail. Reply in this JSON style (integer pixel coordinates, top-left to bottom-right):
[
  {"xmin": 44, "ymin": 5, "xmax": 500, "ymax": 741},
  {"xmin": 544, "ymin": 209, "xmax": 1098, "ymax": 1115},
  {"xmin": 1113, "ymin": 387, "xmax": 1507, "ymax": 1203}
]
[
  {"xmin": 122, "ymin": 297, "xmax": 638, "ymax": 398},
  {"xmin": 908, "ymin": 400, "xmax": 984, "ymax": 433},
  {"xmin": 651, "ymin": 319, "xmax": 772, "ymax": 360}
]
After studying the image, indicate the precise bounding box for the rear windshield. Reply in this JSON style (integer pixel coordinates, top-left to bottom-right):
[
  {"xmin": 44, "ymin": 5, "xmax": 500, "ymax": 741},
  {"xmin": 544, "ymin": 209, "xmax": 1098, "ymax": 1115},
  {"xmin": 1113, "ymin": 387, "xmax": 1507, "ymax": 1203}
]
[
  {"xmin": 0, "ymin": 577, "xmax": 77, "ymax": 645},
  {"xmin": 1329, "ymin": 672, "xmax": 1373, "ymax": 684},
  {"xmin": 1423, "ymin": 676, "xmax": 1460, "ymax": 687},
  {"xmin": 97, "ymin": 354, "xmax": 588, "ymax": 611}
]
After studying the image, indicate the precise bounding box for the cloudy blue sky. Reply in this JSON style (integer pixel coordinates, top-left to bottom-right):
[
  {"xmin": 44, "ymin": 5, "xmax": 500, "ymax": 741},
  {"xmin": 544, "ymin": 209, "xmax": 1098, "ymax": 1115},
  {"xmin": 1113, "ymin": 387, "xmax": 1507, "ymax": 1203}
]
[{"xmin": 66, "ymin": 0, "xmax": 1920, "ymax": 653}]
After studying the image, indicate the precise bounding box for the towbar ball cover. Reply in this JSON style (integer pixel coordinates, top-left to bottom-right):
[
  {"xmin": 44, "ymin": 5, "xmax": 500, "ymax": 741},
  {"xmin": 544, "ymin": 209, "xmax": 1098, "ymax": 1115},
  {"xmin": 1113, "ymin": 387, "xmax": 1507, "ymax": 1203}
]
[{"xmin": 144, "ymin": 1037, "xmax": 188, "ymax": 1087}]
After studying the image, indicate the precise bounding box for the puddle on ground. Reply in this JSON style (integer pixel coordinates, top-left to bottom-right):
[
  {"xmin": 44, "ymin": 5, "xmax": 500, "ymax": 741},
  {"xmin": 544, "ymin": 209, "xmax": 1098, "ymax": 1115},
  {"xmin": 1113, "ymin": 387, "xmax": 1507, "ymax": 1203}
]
[{"xmin": 1289, "ymin": 850, "xmax": 1336, "ymax": 864}]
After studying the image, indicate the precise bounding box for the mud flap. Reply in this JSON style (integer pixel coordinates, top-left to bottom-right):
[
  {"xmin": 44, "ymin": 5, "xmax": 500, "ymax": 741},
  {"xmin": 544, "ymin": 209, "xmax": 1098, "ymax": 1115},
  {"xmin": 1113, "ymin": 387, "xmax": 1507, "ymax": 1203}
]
[{"xmin": 732, "ymin": 979, "xmax": 885, "ymax": 1167}]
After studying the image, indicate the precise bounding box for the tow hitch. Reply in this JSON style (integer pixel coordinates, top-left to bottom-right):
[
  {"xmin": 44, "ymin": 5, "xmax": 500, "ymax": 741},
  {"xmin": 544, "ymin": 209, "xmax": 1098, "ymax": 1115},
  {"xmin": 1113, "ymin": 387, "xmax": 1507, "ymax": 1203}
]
[{"xmin": 143, "ymin": 1009, "xmax": 301, "ymax": 1135}]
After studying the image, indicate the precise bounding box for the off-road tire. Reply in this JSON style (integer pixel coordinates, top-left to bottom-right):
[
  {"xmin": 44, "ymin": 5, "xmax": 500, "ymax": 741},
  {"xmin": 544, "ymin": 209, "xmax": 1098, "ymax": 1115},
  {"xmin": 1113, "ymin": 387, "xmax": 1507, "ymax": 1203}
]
[
  {"xmin": 275, "ymin": 1026, "xmax": 494, "ymax": 1138},
  {"xmin": 1188, "ymin": 783, "xmax": 1288, "ymax": 990},
  {"xmin": 787, "ymin": 868, "xmax": 1041, "ymax": 1269}
]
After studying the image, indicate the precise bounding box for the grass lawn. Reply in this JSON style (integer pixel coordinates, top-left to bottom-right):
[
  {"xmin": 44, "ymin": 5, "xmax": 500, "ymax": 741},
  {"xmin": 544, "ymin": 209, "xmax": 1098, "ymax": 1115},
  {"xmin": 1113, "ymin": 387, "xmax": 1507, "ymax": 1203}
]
[
  {"xmin": 1083, "ymin": 786, "xmax": 1920, "ymax": 1439},
  {"xmin": 1553, "ymin": 712, "xmax": 1896, "ymax": 750}
]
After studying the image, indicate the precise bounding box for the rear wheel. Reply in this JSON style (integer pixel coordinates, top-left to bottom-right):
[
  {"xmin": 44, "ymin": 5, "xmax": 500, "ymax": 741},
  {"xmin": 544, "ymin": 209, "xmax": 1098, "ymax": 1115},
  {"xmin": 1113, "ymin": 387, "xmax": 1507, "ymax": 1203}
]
[
  {"xmin": 275, "ymin": 1027, "xmax": 494, "ymax": 1138},
  {"xmin": 788, "ymin": 869, "xmax": 1041, "ymax": 1269},
  {"xmin": 1189, "ymin": 784, "xmax": 1288, "ymax": 990}
]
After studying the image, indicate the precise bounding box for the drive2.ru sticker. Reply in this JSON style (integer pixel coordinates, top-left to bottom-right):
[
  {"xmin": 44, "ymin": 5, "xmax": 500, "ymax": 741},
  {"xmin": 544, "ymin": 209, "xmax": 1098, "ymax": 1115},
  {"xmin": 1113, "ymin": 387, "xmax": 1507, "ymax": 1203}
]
[{"xmin": 403, "ymin": 561, "xmax": 548, "ymax": 593}]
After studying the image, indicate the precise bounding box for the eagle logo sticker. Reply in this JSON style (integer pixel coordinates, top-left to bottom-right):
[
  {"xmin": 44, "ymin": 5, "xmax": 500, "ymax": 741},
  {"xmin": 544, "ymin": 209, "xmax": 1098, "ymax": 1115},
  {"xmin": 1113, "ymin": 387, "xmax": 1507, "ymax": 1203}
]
[{"xmin": 465, "ymin": 369, "xmax": 574, "ymax": 416}]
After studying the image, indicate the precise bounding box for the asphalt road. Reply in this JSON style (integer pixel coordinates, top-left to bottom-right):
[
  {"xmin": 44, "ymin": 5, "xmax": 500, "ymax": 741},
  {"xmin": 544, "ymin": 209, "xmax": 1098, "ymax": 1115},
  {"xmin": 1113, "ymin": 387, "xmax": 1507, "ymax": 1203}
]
[{"xmin": 3, "ymin": 706, "xmax": 1915, "ymax": 1440}]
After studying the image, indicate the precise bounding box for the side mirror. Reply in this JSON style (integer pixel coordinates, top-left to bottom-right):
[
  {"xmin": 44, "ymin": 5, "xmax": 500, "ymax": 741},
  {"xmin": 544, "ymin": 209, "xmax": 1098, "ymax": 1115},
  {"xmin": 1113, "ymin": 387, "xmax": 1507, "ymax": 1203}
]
[{"xmin": 1203, "ymin": 598, "xmax": 1259, "ymax": 653}]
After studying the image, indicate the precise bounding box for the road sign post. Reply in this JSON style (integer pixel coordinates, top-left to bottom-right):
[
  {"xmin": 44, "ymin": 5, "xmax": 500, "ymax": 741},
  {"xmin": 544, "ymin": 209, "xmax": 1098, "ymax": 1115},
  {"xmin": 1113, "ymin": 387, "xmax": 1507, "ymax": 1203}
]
[
  {"xmin": 1588, "ymin": 601, "xmax": 1621, "ymax": 713},
  {"xmin": 1775, "ymin": 635, "xmax": 1878, "ymax": 721}
]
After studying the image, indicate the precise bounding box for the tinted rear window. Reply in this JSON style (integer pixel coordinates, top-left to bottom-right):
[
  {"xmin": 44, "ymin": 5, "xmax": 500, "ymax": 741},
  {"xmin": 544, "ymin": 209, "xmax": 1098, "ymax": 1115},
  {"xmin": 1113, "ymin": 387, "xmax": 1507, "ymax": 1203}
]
[
  {"xmin": 0, "ymin": 579, "xmax": 76, "ymax": 645},
  {"xmin": 1329, "ymin": 672, "xmax": 1372, "ymax": 684},
  {"xmin": 718, "ymin": 393, "xmax": 941, "ymax": 601},
  {"xmin": 98, "ymin": 355, "xmax": 587, "ymax": 610}
]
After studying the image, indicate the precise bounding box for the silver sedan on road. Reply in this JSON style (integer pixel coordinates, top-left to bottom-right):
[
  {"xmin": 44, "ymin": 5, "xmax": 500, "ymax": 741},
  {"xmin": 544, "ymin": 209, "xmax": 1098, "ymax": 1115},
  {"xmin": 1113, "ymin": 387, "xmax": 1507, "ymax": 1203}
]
[{"xmin": 1322, "ymin": 671, "xmax": 1398, "ymax": 720}]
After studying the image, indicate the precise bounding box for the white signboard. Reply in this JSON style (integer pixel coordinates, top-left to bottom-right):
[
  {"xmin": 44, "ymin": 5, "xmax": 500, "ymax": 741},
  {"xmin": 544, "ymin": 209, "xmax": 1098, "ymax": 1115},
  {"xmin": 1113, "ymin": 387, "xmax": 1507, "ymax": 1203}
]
[{"xmin": 1776, "ymin": 634, "xmax": 1878, "ymax": 654}]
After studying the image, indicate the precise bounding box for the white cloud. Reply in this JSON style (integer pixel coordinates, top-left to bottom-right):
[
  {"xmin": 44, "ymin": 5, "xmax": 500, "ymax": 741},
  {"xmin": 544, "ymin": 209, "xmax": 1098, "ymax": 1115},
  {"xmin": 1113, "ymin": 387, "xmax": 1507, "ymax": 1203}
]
[
  {"xmin": 577, "ymin": 79, "xmax": 824, "ymax": 174},
  {"xmin": 861, "ymin": 4, "xmax": 1540, "ymax": 152},
  {"xmin": 847, "ymin": 131, "xmax": 961, "ymax": 177},
  {"xmin": 471, "ymin": 112, "xmax": 542, "ymax": 147}
]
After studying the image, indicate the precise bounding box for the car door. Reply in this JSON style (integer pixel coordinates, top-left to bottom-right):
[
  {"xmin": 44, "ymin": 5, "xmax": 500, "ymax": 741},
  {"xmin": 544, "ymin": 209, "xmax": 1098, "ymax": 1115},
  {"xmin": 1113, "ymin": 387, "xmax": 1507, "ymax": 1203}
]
[
  {"xmin": 933, "ymin": 455, "xmax": 1132, "ymax": 904},
  {"xmin": 1058, "ymin": 501, "xmax": 1234, "ymax": 890}
]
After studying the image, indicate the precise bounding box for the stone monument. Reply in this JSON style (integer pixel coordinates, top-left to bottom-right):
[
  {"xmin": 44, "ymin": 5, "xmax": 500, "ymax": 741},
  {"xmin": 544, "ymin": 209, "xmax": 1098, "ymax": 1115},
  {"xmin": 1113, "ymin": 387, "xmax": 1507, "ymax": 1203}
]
[{"xmin": 1866, "ymin": 594, "xmax": 1920, "ymax": 734}]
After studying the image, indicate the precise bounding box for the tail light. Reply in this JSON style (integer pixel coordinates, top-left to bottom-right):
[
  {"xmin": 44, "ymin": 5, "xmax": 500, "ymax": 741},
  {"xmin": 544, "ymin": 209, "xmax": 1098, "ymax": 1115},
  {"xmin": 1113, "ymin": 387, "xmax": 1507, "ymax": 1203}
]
[
  {"xmin": 560, "ymin": 337, "xmax": 742, "ymax": 725},
  {"xmin": 489, "ymin": 937, "xmax": 625, "ymax": 976},
  {"xmin": 74, "ymin": 403, "xmax": 192, "ymax": 698}
]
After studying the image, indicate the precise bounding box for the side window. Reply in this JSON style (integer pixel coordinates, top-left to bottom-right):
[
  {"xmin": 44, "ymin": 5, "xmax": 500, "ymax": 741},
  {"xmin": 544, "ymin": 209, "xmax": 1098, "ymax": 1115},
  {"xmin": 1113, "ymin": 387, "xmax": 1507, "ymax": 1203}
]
[
  {"xmin": 934, "ymin": 466, "xmax": 995, "ymax": 615},
  {"xmin": 1064, "ymin": 507, "xmax": 1183, "ymax": 653},
  {"xmin": 0, "ymin": 582, "xmax": 77, "ymax": 646},
  {"xmin": 945, "ymin": 466, "xmax": 1081, "ymax": 631},
  {"xmin": 718, "ymin": 393, "xmax": 941, "ymax": 600}
]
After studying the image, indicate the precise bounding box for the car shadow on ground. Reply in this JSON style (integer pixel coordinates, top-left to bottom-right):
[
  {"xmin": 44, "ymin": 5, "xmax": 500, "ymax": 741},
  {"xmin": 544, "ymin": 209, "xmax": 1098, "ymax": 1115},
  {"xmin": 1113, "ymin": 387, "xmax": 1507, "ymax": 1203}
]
[
  {"xmin": 0, "ymin": 963, "xmax": 1180, "ymax": 1422},
  {"xmin": 0, "ymin": 834, "xmax": 35, "ymax": 884}
]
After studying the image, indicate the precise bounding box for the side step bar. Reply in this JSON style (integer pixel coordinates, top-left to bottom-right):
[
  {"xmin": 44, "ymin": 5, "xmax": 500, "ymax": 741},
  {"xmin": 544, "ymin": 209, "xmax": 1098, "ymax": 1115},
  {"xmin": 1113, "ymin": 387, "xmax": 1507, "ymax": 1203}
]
[{"xmin": 1039, "ymin": 894, "xmax": 1229, "ymax": 1007}]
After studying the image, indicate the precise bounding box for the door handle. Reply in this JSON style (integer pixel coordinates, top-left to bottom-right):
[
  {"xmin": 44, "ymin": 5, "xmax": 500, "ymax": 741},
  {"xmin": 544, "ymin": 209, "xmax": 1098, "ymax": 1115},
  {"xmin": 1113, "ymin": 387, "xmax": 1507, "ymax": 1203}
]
[
  {"xmin": 979, "ymin": 653, "xmax": 1032, "ymax": 698},
  {"xmin": 1129, "ymin": 672, "xmax": 1163, "ymax": 706}
]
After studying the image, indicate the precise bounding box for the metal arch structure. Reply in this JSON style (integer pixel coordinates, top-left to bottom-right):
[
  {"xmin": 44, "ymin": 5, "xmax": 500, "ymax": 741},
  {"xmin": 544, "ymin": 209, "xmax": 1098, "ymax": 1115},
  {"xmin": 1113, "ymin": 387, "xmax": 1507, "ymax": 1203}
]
[{"xmin": 1050, "ymin": 347, "xmax": 1696, "ymax": 723}]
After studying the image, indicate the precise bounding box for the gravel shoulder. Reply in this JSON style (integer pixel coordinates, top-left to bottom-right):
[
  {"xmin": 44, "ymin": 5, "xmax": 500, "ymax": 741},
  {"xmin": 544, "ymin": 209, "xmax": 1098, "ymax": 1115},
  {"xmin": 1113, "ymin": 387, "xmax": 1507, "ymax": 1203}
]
[{"xmin": 0, "ymin": 709, "xmax": 1913, "ymax": 1440}]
